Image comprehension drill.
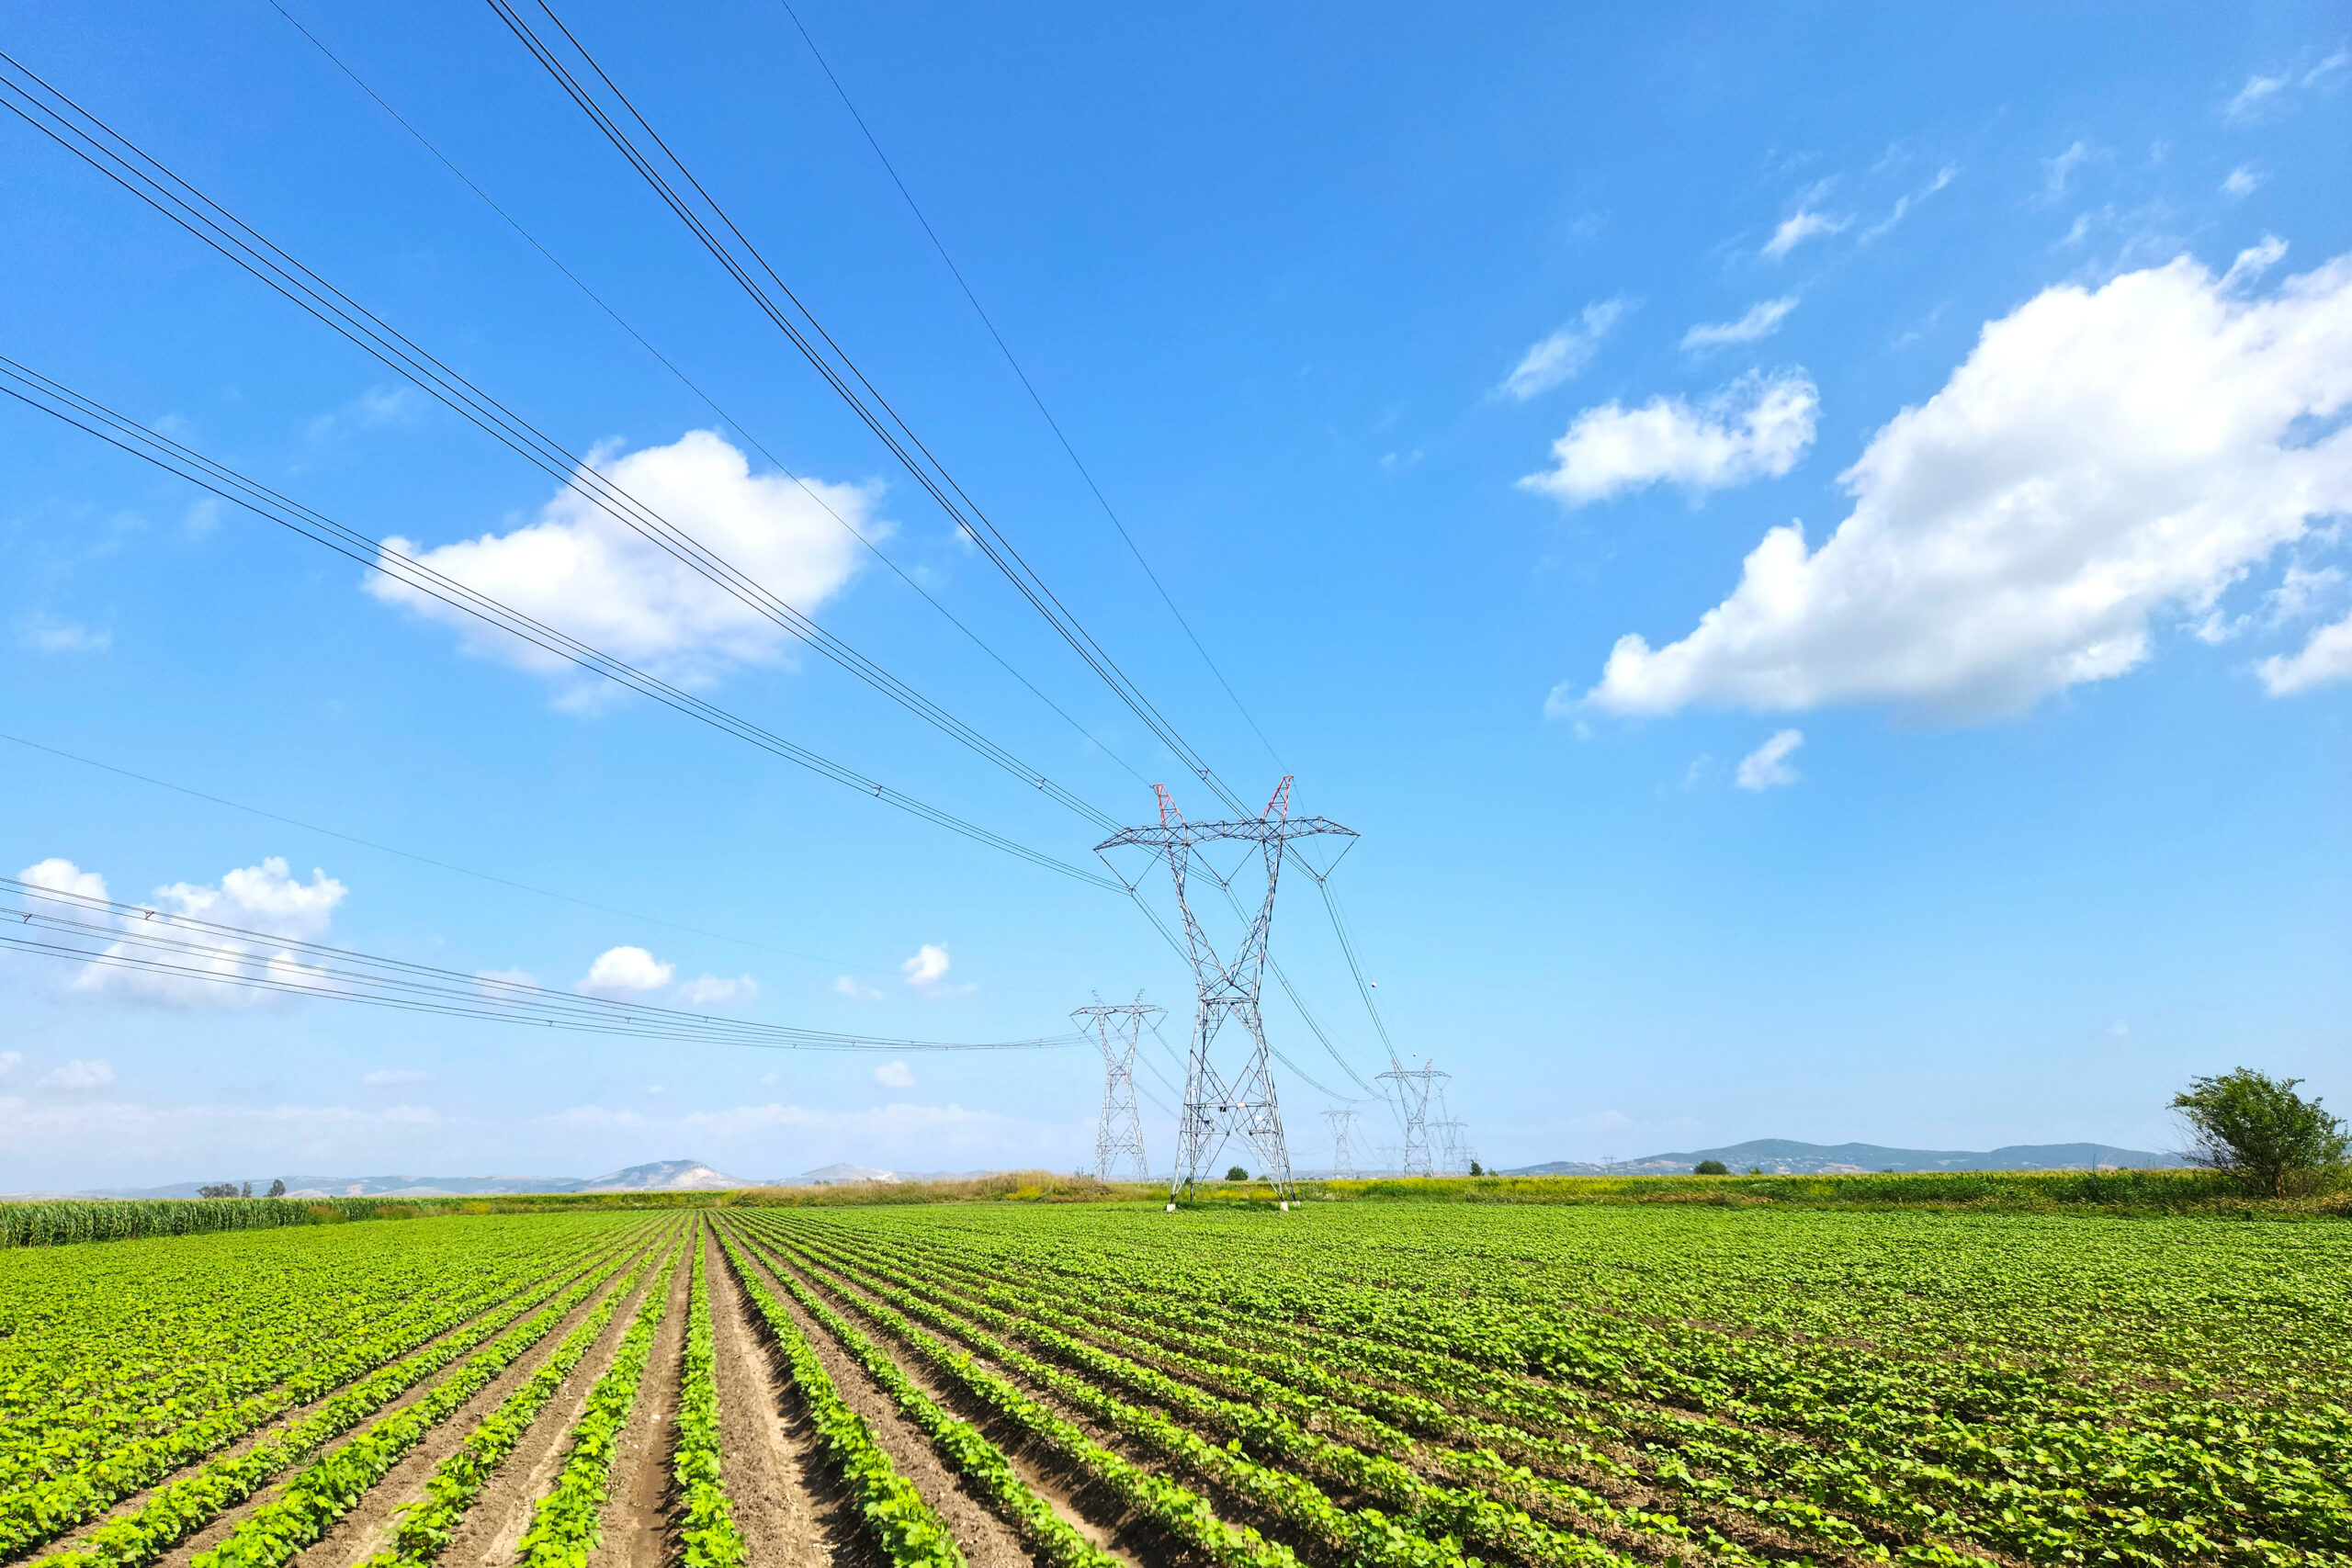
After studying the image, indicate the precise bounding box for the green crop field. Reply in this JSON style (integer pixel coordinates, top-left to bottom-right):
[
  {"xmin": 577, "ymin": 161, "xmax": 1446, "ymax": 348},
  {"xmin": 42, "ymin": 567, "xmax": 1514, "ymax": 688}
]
[{"xmin": 2, "ymin": 1201, "xmax": 2345, "ymax": 1568}]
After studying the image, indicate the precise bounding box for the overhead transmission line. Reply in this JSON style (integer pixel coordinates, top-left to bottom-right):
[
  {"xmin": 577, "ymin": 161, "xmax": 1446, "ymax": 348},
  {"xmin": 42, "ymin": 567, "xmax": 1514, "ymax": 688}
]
[
  {"xmin": 260, "ymin": 0, "xmax": 1151, "ymax": 798},
  {"xmin": 0, "ymin": 51, "xmax": 1125, "ymax": 838},
  {"xmin": 491, "ymin": 0, "xmax": 1254, "ymax": 820},
  {"xmin": 0, "ymin": 355, "xmax": 1117, "ymax": 891},
  {"xmin": 2, "ymin": 874, "xmax": 1079, "ymax": 1051},
  {"xmin": 768, "ymin": 0, "xmax": 1285, "ymax": 773}
]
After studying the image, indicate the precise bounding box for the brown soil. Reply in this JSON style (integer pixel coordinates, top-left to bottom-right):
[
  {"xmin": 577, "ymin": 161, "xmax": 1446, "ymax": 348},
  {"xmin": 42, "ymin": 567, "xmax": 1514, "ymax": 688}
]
[
  {"xmin": 702, "ymin": 1225, "xmax": 860, "ymax": 1568},
  {"xmin": 721, "ymin": 1231, "xmax": 1033, "ymax": 1568},
  {"xmin": 584, "ymin": 1237, "xmax": 693, "ymax": 1568},
  {"xmin": 438, "ymin": 1234, "xmax": 681, "ymax": 1568},
  {"xmin": 277, "ymin": 1243, "xmax": 656, "ymax": 1568}
]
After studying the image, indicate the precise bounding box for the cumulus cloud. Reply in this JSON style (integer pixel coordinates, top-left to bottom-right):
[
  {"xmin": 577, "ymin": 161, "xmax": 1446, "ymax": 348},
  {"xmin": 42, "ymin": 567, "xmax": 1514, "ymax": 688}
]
[
  {"xmin": 1762, "ymin": 209, "xmax": 1847, "ymax": 260},
  {"xmin": 2222, "ymin": 165, "xmax": 2267, "ymax": 199},
  {"xmin": 1735, "ymin": 729, "xmax": 1805, "ymax": 790},
  {"xmin": 362, "ymin": 1068, "xmax": 433, "ymax": 1087},
  {"xmin": 1520, "ymin": 370, "xmax": 1818, "ymax": 506},
  {"xmin": 369, "ymin": 431, "xmax": 877, "ymax": 701},
  {"xmin": 873, "ymin": 1060, "xmax": 915, "ymax": 1089},
  {"xmin": 16, "ymin": 612, "xmax": 110, "ymax": 655},
  {"xmin": 2225, "ymin": 49, "xmax": 2346, "ymax": 120},
  {"xmin": 900, "ymin": 943, "xmax": 951, "ymax": 990},
  {"xmin": 1575, "ymin": 248, "xmax": 2352, "ymax": 720},
  {"xmin": 16, "ymin": 857, "xmax": 346, "ymax": 1010},
  {"xmin": 1499, "ymin": 298, "xmax": 1633, "ymax": 400},
  {"xmin": 579, "ymin": 946, "xmax": 673, "ymax": 996},
  {"xmin": 1681, "ymin": 298, "xmax": 1798, "ymax": 351},
  {"xmin": 675, "ymin": 974, "xmax": 758, "ymax": 1009},
  {"xmin": 2257, "ymin": 614, "xmax": 2352, "ymax": 694},
  {"xmin": 40, "ymin": 1058, "xmax": 116, "ymax": 1090}
]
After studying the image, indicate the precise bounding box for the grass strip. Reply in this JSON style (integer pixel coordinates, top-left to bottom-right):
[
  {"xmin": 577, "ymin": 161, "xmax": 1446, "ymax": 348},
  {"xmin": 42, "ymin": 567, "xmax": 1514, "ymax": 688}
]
[
  {"xmin": 513, "ymin": 1236, "xmax": 685, "ymax": 1568},
  {"xmin": 712, "ymin": 1230, "xmax": 964, "ymax": 1567},
  {"xmin": 26, "ymin": 1230, "xmax": 648, "ymax": 1568},
  {"xmin": 674, "ymin": 1225, "xmax": 746, "ymax": 1568},
  {"xmin": 719, "ymin": 1221, "xmax": 1116, "ymax": 1568}
]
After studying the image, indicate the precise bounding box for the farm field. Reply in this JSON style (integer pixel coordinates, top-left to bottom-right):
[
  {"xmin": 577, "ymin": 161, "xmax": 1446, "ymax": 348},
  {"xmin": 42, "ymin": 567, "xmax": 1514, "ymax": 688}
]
[{"xmin": 2, "ymin": 1203, "xmax": 2346, "ymax": 1568}]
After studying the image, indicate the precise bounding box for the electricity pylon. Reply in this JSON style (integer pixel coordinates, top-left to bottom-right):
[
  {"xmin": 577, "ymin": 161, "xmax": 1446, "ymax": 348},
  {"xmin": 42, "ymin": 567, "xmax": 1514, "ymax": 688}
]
[
  {"xmin": 1098, "ymin": 777, "xmax": 1355, "ymax": 1202},
  {"xmin": 1378, "ymin": 1058, "xmax": 1447, "ymax": 1177},
  {"xmin": 1323, "ymin": 1107, "xmax": 1361, "ymax": 1179},
  {"xmin": 1073, "ymin": 994, "xmax": 1159, "ymax": 1181}
]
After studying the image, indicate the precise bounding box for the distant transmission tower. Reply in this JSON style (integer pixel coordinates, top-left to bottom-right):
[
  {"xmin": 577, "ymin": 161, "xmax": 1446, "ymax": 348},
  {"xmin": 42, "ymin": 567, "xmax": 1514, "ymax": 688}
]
[
  {"xmin": 1098, "ymin": 777, "xmax": 1355, "ymax": 1202},
  {"xmin": 1323, "ymin": 1107, "xmax": 1361, "ymax": 1179},
  {"xmin": 1073, "ymin": 994, "xmax": 1159, "ymax": 1180},
  {"xmin": 1378, "ymin": 1058, "xmax": 1447, "ymax": 1177}
]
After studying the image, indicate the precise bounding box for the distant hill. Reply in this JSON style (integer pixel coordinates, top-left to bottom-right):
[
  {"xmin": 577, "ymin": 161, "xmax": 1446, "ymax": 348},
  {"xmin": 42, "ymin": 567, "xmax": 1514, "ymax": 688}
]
[
  {"xmin": 1502, "ymin": 1139, "xmax": 2180, "ymax": 1177},
  {"xmin": 76, "ymin": 1157, "xmax": 755, "ymax": 1200}
]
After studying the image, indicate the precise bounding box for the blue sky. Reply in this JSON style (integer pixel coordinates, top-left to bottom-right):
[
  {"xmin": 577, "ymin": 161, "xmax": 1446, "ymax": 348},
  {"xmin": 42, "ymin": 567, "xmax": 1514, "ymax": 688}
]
[{"xmin": 3, "ymin": 1, "xmax": 2347, "ymax": 1190}]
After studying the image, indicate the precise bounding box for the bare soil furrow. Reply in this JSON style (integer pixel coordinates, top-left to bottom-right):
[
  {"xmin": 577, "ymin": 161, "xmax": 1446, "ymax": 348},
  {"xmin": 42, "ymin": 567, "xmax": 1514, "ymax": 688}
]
[{"xmin": 585, "ymin": 1237, "xmax": 691, "ymax": 1568}]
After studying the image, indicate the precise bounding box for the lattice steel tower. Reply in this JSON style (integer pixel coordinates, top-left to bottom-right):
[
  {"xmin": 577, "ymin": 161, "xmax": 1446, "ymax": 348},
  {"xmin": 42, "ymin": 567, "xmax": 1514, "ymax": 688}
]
[
  {"xmin": 1098, "ymin": 777, "xmax": 1355, "ymax": 1201},
  {"xmin": 1073, "ymin": 994, "xmax": 1159, "ymax": 1181},
  {"xmin": 1323, "ymin": 1106, "xmax": 1361, "ymax": 1179},
  {"xmin": 1378, "ymin": 1059, "xmax": 1447, "ymax": 1177}
]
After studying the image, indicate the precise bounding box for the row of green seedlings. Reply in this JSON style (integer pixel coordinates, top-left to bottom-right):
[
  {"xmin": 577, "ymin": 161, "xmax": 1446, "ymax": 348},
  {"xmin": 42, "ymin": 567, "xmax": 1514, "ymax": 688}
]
[
  {"xmin": 3, "ymin": 1228, "xmax": 625, "ymax": 1562},
  {"xmin": 856, "ymin": 1224, "xmax": 2223, "ymax": 1568},
  {"xmin": 845, "ymin": 1224, "xmax": 1922, "ymax": 1568},
  {"xmin": 809, "ymin": 1222, "xmax": 1836, "ymax": 1568},
  {"xmin": 27, "ymin": 1224, "xmax": 656, "ymax": 1568},
  {"xmin": 176, "ymin": 1234, "xmax": 670, "ymax": 1568},
  {"xmin": 667, "ymin": 1230, "xmax": 745, "ymax": 1568},
  {"xmin": 720, "ymin": 1222, "xmax": 1295, "ymax": 1568}
]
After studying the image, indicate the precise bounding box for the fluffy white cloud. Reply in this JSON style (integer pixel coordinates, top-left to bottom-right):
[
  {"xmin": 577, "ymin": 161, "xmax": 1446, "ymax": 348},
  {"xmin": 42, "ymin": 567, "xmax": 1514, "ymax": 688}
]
[
  {"xmin": 1577, "ymin": 248, "xmax": 2352, "ymax": 719},
  {"xmin": 2225, "ymin": 49, "xmax": 2346, "ymax": 120},
  {"xmin": 2222, "ymin": 165, "xmax": 2267, "ymax": 199},
  {"xmin": 1499, "ymin": 298, "xmax": 1633, "ymax": 400},
  {"xmin": 1520, "ymin": 371, "xmax": 1817, "ymax": 506},
  {"xmin": 873, "ymin": 1060, "xmax": 915, "ymax": 1089},
  {"xmin": 1735, "ymin": 729, "xmax": 1804, "ymax": 790},
  {"xmin": 1681, "ymin": 298, "xmax": 1798, "ymax": 351},
  {"xmin": 579, "ymin": 946, "xmax": 673, "ymax": 996},
  {"xmin": 1762, "ymin": 209, "xmax": 1846, "ymax": 260},
  {"xmin": 362, "ymin": 1068, "xmax": 433, "ymax": 1087},
  {"xmin": 15, "ymin": 613, "xmax": 110, "ymax": 655},
  {"xmin": 16, "ymin": 857, "xmax": 345, "ymax": 1010},
  {"xmin": 2257, "ymin": 614, "xmax": 2352, "ymax": 694},
  {"xmin": 900, "ymin": 943, "xmax": 951, "ymax": 990},
  {"xmin": 675, "ymin": 974, "xmax": 758, "ymax": 1009},
  {"xmin": 40, "ymin": 1058, "xmax": 116, "ymax": 1090},
  {"xmin": 369, "ymin": 430, "xmax": 877, "ymax": 699}
]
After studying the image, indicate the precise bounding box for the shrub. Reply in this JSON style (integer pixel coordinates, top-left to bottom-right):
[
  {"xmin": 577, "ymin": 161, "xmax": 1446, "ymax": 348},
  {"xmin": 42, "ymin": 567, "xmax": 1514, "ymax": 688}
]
[
  {"xmin": 2172, "ymin": 1067, "xmax": 2349, "ymax": 1198},
  {"xmin": 1225, "ymin": 1167, "xmax": 1250, "ymax": 1182},
  {"xmin": 1694, "ymin": 1159, "xmax": 1730, "ymax": 1176}
]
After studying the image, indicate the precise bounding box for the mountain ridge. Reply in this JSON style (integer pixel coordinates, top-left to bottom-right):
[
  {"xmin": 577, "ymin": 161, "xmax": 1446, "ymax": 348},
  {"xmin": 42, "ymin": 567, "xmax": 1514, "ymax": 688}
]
[{"xmin": 1501, "ymin": 1138, "xmax": 2179, "ymax": 1176}]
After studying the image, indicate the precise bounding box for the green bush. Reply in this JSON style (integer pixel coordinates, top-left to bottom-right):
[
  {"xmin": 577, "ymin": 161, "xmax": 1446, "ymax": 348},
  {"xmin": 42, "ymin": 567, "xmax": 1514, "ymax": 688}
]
[
  {"xmin": 2173, "ymin": 1067, "xmax": 2349, "ymax": 1198},
  {"xmin": 1693, "ymin": 1159, "xmax": 1730, "ymax": 1176}
]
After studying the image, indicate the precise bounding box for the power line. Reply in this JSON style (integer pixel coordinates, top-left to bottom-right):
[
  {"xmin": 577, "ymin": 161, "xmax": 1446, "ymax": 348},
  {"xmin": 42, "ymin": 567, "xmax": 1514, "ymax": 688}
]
[
  {"xmin": 0, "ymin": 50, "xmax": 1125, "ymax": 836},
  {"xmin": 260, "ymin": 0, "xmax": 1152, "ymax": 797},
  {"xmin": 492, "ymin": 0, "xmax": 1255, "ymax": 820},
  {"xmin": 770, "ymin": 0, "xmax": 1286, "ymax": 773},
  {"xmin": 0, "ymin": 355, "xmax": 1120, "ymax": 891},
  {"xmin": 4, "ymin": 874, "xmax": 1080, "ymax": 1051}
]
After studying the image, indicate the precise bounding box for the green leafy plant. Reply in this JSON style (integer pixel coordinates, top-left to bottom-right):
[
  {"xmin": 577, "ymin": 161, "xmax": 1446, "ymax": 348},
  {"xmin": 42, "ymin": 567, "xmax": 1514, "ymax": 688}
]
[
  {"xmin": 2172, "ymin": 1067, "xmax": 2349, "ymax": 1197},
  {"xmin": 1693, "ymin": 1160, "xmax": 1730, "ymax": 1176}
]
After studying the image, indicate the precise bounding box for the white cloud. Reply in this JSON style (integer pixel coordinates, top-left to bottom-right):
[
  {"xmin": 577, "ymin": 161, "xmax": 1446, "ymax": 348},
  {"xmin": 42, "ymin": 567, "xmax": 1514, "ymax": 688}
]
[
  {"xmin": 2041, "ymin": 141, "xmax": 2102, "ymax": 202},
  {"xmin": 2222, "ymin": 165, "xmax": 2267, "ymax": 199},
  {"xmin": 2267, "ymin": 564, "xmax": 2346, "ymax": 623},
  {"xmin": 2225, "ymin": 49, "xmax": 2347, "ymax": 120},
  {"xmin": 1681, "ymin": 298, "xmax": 1798, "ymax": 351},
  {"xmin": 2224, "ymin": 235, "xmax": 2290, "ymax": 288},
  {"xmin": 1519, "ymin": 370, "xmax": 1818, "ymax": 507},
  {"xmin": 1735, "ymin": 729, "xmax": 1805, "ymax": 790},
  {"xmin": 0, "ymin": 1052, "xmax": 20, "ymax": 1077},
  {"xmin": 675, "ymin": 974, "xmax": 758, "ymax": 1009},
  {"xmin": 369, "ymin": 431, "xmax": 877, "ymax": 701},
  {"xmin": 1499, "ymin": 298, "xmax": 1633, "ymax": 400},
  {"xmin": 303, "ymin": 385, "xmax": 423, "ymax": 445},
  {"xmin": 873, "ymin": 1060, "xmax": 915, "ymax": 1089},
  {"xmin": 16, "ymin": 857, "xmax": 346, "ymax": 1010},
  {"xmin": 2257, "ymin": 614, "xmax": 2352, "ymax": 694},
  {"xmin": 475, "ymin": 966, "xmax": 539, "ymax": 992},
  {"xmin": 40, "ymin": 1058, "xmax": 116, "ymax": 1091},
  {"xmin": 900, "ymin": 943, "xmax": 951, "ymax": 990},
  {"xmin": 1860, "ymin": 164, "xmax": 1958, "ymax": 243},
  {"xmin": 15, "ymin": 613, "xmax": 110, "ymax": 655},
  {"xmin": 1576, "ymin": 250, "xmax": 2352, "ymax": 720},
  {"xmin": 579, "ymin": 946, "xmax": 673, "ymax": 996},
  {"xmin": 362, "ymin": 1068, "xmax": 433, "ymax": 1087},
  {"xmin": 1762, "ymin": 209, "xmax": 1847, "ymax": 260},
  {"xmin": 832, "ymin": 975, "xmax": 882, "ymax": 1000}
]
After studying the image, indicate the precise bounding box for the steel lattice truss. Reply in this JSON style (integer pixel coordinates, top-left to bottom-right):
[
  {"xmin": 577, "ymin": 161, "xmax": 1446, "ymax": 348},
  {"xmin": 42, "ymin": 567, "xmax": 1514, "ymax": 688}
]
[
  {"xmin": 1073, "ymin": 994, "xmax": 1160, "ymax": 1181},
  {"xmin": 1097, "ymin": 777, "xmax": 1355, "ymax": 1201},
  {"xmin": 1379, "ymin": 1060, "xmax": 1448, "ymax": 1177},
  {"xmin": 1323, "ymin": 1106, "xmax": 1362, "ymax": 1179}
]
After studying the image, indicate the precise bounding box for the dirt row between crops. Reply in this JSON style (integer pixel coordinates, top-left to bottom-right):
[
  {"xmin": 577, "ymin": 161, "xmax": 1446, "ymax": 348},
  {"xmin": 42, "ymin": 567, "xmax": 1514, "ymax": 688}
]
[
  {"xmin": 26, "ymin": 1230, "xmax": 654, "ymax": 1566},
  {"xmin": 725, "ymin": 1221, "xmax": 1153, "ymax": 1568}
]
